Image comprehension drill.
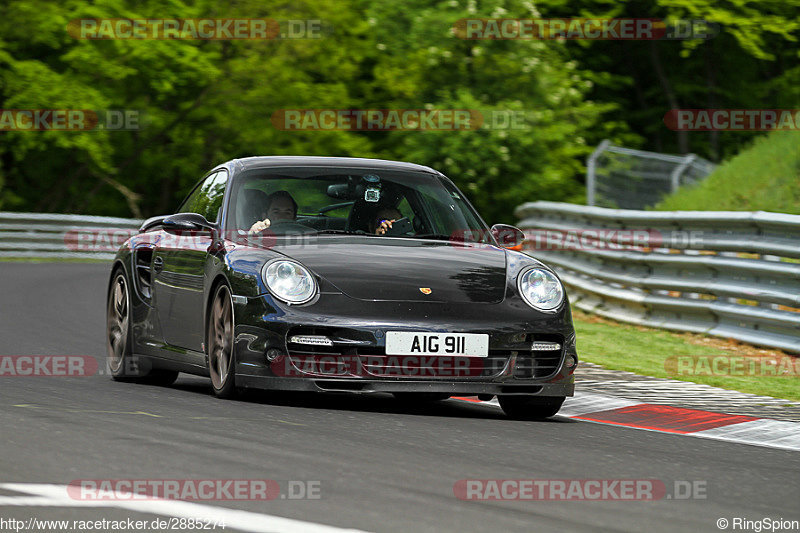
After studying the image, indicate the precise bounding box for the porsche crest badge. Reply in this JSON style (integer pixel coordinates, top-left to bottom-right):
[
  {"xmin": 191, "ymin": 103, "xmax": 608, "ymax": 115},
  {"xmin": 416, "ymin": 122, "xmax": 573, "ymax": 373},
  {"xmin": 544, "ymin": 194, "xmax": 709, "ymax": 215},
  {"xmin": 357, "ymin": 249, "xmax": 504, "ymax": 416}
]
[{"xmin": 419, "ymin": 288, "xmax": 432, "ymax": 295}]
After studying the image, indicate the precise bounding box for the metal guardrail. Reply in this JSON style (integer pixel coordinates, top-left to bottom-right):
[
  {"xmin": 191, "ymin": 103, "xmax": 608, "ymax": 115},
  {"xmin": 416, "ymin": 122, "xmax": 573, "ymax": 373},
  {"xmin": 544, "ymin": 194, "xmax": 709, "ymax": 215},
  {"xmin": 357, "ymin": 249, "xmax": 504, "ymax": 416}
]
[
  {"xmin": 516, "ymin": 201, "xmax": 800, "ymax": 354},
  {"xmin": 0, "ymin": 212, "xmax": 141, "ymax": 261},
  {"xmin": 3, "ymin": 208, "xmax": 799, "ymax": 353}
]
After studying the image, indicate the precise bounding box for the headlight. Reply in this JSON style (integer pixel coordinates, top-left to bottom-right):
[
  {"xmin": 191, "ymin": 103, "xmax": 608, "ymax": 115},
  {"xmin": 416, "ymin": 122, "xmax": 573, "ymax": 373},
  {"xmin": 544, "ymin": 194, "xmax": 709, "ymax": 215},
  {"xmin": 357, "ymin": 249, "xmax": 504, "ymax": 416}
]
[
  {"xmin": 517, "ymin": 268, "xmax": 564, "ymax": 311},
  {"xmin": 263, "ymin": 260, "xmax": 317, "ymax": 304}
]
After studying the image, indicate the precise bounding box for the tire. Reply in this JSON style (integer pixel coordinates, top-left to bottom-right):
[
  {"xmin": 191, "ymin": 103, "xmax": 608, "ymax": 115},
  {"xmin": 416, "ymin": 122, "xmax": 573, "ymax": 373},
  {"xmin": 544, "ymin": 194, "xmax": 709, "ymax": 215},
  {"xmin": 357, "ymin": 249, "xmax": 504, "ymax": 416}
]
[
  {"xmin": 106, "ymin": 271, "xmax": 137, "ymax": 381},
  {"xmin": 207, "ymin": 283, "xmax": 237, "ymax": 398},
  {"xmin": 498, "ymin": 396, "xmax": 565, "ymax": 420},
  {"xmin": 392, "ymin": 392, "xmax": 451, "ymax": 403},
  {"xmin": 107, "ymin": 269, "xmax": 179, "ymax": 385}
]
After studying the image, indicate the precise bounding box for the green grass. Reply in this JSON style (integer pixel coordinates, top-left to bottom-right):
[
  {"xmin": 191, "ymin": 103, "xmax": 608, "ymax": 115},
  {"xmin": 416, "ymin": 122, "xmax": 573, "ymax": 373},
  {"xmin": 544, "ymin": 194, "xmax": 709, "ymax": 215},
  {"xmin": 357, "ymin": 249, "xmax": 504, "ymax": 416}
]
[
  {"xmin": 655, "ymin": 130, "xmax": 800, "ymax": 213},
  {"xmin": 573, "ymin": 314, "xmax": 800, "ymax": 401}
]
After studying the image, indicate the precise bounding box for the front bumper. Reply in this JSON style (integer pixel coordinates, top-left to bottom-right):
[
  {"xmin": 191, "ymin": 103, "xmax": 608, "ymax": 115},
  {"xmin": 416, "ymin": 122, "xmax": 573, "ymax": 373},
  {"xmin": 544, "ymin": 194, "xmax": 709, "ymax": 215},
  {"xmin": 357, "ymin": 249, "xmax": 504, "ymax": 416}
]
[
  {"xmin": 237, "ymin": 375, "xmax": 573, "ymax": 396},
  {"xmin": 232, "ymin": 293, "xmax": 577, "ymax": 397}
]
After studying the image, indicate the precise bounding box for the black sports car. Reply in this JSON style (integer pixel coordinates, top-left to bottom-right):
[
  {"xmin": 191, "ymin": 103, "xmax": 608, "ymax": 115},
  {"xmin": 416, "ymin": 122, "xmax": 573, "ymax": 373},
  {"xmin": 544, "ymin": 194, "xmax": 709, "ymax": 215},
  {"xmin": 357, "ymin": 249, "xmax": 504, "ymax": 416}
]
[{"xmin": 106, "ymin": 157, "xmax": 577, "ymax": 419}]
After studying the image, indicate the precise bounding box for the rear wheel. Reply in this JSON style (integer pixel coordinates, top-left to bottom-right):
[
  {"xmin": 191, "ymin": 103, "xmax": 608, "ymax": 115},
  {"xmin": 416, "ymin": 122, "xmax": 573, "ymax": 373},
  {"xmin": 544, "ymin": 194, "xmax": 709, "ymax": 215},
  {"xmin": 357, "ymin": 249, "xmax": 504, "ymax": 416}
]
[
  {"xmin": 207, "ymin": 283, "xmax": 237, "ymax": 398},
  {"xmin": 106, "ymin": 272, "xmax": 133, "ymax": 380},
  {"xmin": 498, "ymin": 396, "xmax": 564, "ymax": 420},
  {"xmin": 107, "ymin": 270, "xmax": 178, "ymax": 385}
]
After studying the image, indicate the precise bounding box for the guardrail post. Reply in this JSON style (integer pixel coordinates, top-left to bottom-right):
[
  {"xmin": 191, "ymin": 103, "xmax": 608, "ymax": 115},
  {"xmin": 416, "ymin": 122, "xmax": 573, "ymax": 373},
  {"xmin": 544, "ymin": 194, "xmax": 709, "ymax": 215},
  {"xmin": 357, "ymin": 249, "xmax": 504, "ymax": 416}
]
[
  {"xmin": 586, "ymin": 139, "xmax": 611, "ymax": 206},
  {"xmin": 670, "ymin": 154, "xmax": 697, "ymax": 193}
]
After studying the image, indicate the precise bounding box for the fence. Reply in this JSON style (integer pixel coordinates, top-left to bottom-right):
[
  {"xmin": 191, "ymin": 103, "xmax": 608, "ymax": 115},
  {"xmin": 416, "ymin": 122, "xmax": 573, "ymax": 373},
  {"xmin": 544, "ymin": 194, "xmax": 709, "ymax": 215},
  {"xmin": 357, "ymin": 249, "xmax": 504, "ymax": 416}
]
[
  {"xmin": 587, "ymin": 140, "xmax": 716, "ymax": 209},
  {"xmin": 3, "ymin": 208, "xmax": 799, "ymax": 354},
  {"xmin": 516, "ymin": 201, "xmax": 800, "ymax": 354},
  {"xmin": 0, "ymin": 212, "xmax": 141, "ymax": 261}
]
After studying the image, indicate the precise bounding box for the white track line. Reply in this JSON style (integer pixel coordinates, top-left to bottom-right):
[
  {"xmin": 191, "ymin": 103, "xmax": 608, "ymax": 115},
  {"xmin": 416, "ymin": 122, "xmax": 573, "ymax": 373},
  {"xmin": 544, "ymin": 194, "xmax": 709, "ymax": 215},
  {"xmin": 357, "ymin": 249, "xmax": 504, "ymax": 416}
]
[
  {"xmin": 559, "ymin": 392, "xmax": 642, "ymax": 417},
  {"xmin": 454, "ymin": 392, "xmax": 800, "ymax": 452},
  {"xmin": 0, "ymin": 484, "xmax": 370, "ymax": 533},
  {"xmin": 692, "ymin": 419, "xmax": 800, "ymax": 452}
]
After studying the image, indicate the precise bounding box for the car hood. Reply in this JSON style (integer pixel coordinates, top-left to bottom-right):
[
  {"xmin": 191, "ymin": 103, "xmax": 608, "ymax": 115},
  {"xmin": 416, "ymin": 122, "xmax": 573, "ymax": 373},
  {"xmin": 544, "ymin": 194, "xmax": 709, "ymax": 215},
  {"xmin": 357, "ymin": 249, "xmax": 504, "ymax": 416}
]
[{"xmin": 272, "ymin": 237, "xmax": 508, "ymax": 303}]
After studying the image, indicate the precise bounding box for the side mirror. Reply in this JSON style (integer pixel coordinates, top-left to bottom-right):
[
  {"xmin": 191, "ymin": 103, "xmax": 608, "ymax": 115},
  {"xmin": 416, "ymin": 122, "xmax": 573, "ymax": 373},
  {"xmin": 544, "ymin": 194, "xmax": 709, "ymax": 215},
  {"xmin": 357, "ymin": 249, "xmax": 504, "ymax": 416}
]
[
  {"xmin": 491, "ymin": 224, "xmax": 525, "ymax": 251},
  {"xmin": 140, "ymin": 215, "xmax": 169, "ymax": 232},
  {"xmin": 162, "ymin": 213, "xmax": 216, "ymax": 232}
]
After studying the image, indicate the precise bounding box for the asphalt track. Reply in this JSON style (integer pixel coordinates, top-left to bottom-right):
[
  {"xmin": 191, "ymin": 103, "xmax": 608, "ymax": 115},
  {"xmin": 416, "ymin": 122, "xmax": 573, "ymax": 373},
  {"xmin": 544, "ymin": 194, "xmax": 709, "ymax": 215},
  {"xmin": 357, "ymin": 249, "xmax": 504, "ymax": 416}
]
[{"xmin": 0, "ymin": 263, "xmax": 799, "ymax": 533}]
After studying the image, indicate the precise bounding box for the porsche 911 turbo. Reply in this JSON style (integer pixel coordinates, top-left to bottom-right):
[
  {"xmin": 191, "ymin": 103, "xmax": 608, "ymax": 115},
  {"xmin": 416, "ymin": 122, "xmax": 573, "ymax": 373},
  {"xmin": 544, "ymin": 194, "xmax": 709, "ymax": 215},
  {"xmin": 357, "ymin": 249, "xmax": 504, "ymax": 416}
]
[{"xmin": 106, "ymin": 156, "xmax": 577, "ymax": 419}]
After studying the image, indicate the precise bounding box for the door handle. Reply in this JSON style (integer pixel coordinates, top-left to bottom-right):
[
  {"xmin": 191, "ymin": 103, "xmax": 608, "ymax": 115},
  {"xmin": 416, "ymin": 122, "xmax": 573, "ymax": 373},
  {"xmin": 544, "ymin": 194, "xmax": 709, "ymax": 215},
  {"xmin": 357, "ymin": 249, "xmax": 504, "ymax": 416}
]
[{"xmin": 153, "ymin": 256, "xmax": 164, "ymax": 274}]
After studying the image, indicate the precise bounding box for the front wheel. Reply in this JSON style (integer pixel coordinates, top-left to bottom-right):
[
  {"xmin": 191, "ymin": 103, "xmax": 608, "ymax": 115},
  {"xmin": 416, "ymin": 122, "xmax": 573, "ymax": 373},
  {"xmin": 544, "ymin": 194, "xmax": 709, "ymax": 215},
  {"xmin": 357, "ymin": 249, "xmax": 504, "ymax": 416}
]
[
  {"xmin": 207, "ymin": 283, "xmax": 237, "ymax": 398},
  {"xmin": 498, "ymin": 396, "xmax": 565, "ymax": 420}
]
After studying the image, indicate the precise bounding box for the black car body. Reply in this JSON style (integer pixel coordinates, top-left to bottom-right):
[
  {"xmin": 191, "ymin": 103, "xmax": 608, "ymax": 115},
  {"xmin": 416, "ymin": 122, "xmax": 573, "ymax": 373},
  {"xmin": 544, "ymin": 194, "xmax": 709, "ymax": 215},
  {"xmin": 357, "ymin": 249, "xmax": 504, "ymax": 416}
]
[{"xmin": 106, "ymin": 157, "xmax": 577, "ymax": 418}]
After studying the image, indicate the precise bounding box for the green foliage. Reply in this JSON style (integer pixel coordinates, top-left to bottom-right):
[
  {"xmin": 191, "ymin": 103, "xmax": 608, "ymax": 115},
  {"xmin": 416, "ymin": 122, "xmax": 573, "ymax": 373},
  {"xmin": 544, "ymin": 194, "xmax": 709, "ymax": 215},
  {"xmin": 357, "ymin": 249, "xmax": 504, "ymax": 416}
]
[
  {"xmin": 536, "ymin": 0, "xmax": 800, "ymax": 160},
  {"xmin": 0, "ymin": 0, "xmax": 798, "ymax": 220},
  {"xmin": 655, "ymin": 130, "xmax": 800, "ymax": 213},
  {"xmin": 365, "ymin": 0, "xmax": 618, "ymax": 221}
]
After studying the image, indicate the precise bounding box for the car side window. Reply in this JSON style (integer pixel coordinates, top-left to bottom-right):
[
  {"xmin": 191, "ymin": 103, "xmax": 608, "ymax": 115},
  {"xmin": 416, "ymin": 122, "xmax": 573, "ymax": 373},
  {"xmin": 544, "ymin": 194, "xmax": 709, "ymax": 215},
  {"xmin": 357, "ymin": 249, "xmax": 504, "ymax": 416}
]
[{"xmin": 178, "ymin": 170, "xmax": 228, "ymax": 223}]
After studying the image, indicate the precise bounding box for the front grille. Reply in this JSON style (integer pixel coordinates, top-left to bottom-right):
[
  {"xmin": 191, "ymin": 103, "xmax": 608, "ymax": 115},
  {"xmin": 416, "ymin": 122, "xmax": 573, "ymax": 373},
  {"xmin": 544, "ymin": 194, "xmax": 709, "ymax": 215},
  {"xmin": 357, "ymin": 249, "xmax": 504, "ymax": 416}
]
[
  {"xmin": 513, "ymin": 334, "xmax": 565, "ymax": 379},
  {"xmin": 283, "ymin": 327, "xmax": 564, "ymax": 380},
  {"xmin": 284, "ymin": 353, "xmax": 510, "ymax": 379},
  {"xmin": 287, "ymin": 354, "xmax": 351, "ymax": 376},
  {"xmin": 357, "ymin": 354, "xmax": 508, "ymax": 379}
]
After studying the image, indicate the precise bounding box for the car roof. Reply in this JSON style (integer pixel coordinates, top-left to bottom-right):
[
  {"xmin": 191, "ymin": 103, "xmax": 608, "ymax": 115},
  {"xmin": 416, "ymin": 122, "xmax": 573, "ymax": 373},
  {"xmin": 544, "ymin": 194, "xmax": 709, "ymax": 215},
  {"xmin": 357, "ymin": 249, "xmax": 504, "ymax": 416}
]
[{"xmin": 226, "ymin": 156, "xmax": 441, "ymax": 175}]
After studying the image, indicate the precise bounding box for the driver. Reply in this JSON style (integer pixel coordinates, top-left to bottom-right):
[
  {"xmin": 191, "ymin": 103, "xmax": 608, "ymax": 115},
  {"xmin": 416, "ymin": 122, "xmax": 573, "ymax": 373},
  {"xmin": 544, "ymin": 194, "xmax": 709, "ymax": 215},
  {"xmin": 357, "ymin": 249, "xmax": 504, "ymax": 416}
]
[
  {"xmin": 370, "ymin": 207, "xmax": 402, "ymax": 235},
  {"xmin": 248, "ymin": 190, "xmax": 298, "ymax": 234}
]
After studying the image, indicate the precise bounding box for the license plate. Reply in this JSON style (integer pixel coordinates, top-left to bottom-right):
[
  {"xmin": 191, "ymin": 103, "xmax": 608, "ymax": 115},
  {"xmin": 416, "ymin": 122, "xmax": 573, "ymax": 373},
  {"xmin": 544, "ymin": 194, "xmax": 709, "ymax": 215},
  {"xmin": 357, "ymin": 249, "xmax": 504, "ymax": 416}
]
[{"xmin": 385, "ymin": 332, "xmax": 489, "ymax": 357}]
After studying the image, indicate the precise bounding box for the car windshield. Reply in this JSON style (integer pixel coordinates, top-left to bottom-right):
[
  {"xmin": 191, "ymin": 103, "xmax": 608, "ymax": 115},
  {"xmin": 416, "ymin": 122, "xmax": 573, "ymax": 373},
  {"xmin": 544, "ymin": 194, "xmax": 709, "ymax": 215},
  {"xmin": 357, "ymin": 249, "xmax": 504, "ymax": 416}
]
[{"xmin": 227, "ymin": 167, "xmax": 492, "ymax": 244}]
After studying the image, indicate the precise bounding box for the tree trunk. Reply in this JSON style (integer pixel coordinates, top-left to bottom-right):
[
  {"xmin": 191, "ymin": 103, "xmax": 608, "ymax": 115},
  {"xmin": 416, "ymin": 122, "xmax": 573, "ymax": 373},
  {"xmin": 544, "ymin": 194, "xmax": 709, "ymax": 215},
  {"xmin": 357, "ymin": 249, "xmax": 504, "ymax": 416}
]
[
  {"xmin": 704, "ymin": 40, "xmax": 719, "ymax": 162},
  {"xmin": 649, "ymin": 41, "xmax": 689, "ymax": 154}
]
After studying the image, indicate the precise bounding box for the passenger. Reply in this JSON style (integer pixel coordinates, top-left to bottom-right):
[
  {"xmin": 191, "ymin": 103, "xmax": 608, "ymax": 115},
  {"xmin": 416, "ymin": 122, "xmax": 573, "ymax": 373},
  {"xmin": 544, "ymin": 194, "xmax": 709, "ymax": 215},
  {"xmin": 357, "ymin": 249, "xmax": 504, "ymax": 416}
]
[
  {"xmin": 248, "ymin": 190, "xmax": 298, "ymax": 234},
  {"xmin": 370, "ymin": 207, "xmax": 402, "ymax": 235}
]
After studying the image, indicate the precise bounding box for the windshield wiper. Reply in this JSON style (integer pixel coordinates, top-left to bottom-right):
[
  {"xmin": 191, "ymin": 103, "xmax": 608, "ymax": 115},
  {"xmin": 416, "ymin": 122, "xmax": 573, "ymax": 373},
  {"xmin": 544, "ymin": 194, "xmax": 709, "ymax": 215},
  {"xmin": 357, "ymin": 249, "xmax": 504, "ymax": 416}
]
[
  {"xmin": 311, "ymin": 229, "xmax": 375, "ymax": 236},
  {"xmin": 413, "ymin": 233, "xmax": 454, "ymax": 241}
]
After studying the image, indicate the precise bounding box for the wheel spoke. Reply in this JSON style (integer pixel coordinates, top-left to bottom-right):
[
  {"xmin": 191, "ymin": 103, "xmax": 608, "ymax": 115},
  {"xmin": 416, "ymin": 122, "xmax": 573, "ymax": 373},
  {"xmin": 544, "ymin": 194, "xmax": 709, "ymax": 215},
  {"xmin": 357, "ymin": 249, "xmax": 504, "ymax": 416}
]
[
  {"xmin": 114, "ymin": 282, "xmax": 126, "ymax": 317},
  {"xmin": 113, "ymin": 332, "xmax": 124, "ymax": 359},
  {"xmin": 213, "ymin": 298, "xmax": 223, "ymax": 323},
  {"xmin": 218, "ymin": 350, "xmax": 228, "ymax": 380},
  {"xmin": 222, "ymin": 296, "xmax": 231, "ymax": 321}
]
